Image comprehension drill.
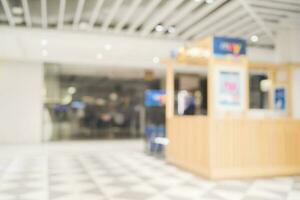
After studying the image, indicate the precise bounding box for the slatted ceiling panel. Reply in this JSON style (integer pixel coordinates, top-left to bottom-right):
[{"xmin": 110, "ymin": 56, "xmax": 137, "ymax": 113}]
[
  {"xmin": 108, "ymin": 0, "xmax": 133, "ymax": 29},
  {"xmin": 63, "ymin": 0, "xmax": 77, "ymax": 26},
  {"xmin": 26, "ymin": 0, "xmax": 40, "ymax": 27},
  {"xmin": 114, "ymin": 0, "xmax": 142, "ymax": 32},
  {"xmin": 154, "ymin": 0, "xmax": 201, "ymax": 37},
  {"xmin": 163, "ymin": 0, "xmax": 199, "ymax": 26},
  {"xmin": 171, "ymin": 1, "xmax": 218, "ymax": 37},
  {"xmin": 14, "ymin": 0, "xmax": 27, "ymax": 27},
  {"xmin": 57, "ymin": 0, "xmax": 66, "ymax": 29},
  {"xmin": 153, "ymin": 0, "xmax": 204, "ymax": 37},
  {"xmin": 181, "ymin": 0, "xmax": 242, "ymax": 40},
  {"xmin": 217, "ymin": 15, "xmax": 252, "ymax": 36},
  {"xmin": 147, "ymin": 1, "xmax": 186, "ymax": 35},
  {"xmin": 127, "ymin": 0, "xmax": 162, "ymax": 33},
  {"xmin": 122, "ymin": 0, "xmax": 151, "ymax": 31},
  {"xmin": 0, "ymin": 0, "xmax": 299, "ymax": 47},
  {"xmin": 72, "ymin": 0, "xmax": 85, "ymax": 28},
  {"xmin": 0, "ymin": 1, "xmax": 7, "ymax": 24},
  {"xmin": 21, "ymin": 0, "xmax": 32, "ymax": 27},
  {"xmin": 271, "ymin": 0, "xmax": 300, "ymax": 5},
  {"xmin": 233, "ymin": 22, "xmax": 259, "ymax": 38},
  {"xmin": 194, "ymin": 9, "xmax": 246, "ymax": 40},
  {"xmin": 141, "ymin": 0, "xmax": 185, "ymax": 36},
  {"xmin": 259, "ymin": 13, "xmax": 283, "ymax": 22},
  {"xmin": 101, "ymin": 0, "xmax": 123, "ymax": 30},
  {"xmin": 46, "ymin": 0, "xmax": 60, "ymax": 27},
  {"xmin": 243, "ymin": 29, "xmax": 264, "ymax": 40},
  {"xmin": 170, "ymin": 0, "xmax": 227, "ymax": 39},
  {"xmin": 253, "ymin": 7, "xmax": 300, "ymax": 18},
  {"xmin": 233, "ymin": 20, "xmax": 258, "ymax": 37},
  {"xmin": 137, "ymin": 0, "xmax": 167, "ymax": 32},
  {"xmin": 1, "ymin": 0, "xmax": 14, "ymax": 26},
  {"xmin": 251, "ymin": 0, "xmax": 300, "ymax": 11},
  {"xmin": 80, "ymin": 0, "xmax": 98, "ymax": 23}
]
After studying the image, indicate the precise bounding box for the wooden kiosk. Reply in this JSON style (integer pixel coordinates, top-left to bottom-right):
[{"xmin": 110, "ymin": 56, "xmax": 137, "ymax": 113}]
[{"xmin": 165, "ymin": 36, "xmax": 300, "ymax": 179}]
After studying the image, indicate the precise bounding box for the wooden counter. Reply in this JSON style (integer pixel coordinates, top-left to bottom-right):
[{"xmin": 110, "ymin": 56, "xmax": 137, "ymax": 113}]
[{"xmin": 167, "ymin": 116, "xmax": 300, "ymax": 179}]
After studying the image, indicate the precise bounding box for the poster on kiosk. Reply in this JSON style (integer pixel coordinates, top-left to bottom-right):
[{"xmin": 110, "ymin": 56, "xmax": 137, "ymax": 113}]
[
  {"xmin": 274, "ymin": 87, "xmax": 287, "ymax": 112},
  {"xmin": 213, "ymin": 37, "xmax": 247, "ymax": 112}
]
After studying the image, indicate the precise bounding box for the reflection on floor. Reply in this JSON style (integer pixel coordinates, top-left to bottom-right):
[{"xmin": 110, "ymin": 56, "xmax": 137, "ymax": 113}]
[{"xmin": 0, "ymin": 140, "xmax": 299, "ymax": 200}]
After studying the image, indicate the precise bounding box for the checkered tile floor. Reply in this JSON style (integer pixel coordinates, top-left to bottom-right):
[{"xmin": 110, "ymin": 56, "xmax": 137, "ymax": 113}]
[{"xmin": 0, "ymin": 140, "xmax": 299, "ymax": 200}]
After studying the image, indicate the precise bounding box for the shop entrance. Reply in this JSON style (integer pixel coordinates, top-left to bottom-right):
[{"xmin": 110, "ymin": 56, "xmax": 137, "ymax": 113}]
[{"xmin": 42, "ymin": 64, "xmax": 164, "ymax": 141}]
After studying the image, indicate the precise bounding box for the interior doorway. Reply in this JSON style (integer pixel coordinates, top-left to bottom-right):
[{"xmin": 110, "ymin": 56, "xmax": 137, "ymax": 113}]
[{"xmin": 42, "ymin": 64, "xmax": 164, "ymax": 141}]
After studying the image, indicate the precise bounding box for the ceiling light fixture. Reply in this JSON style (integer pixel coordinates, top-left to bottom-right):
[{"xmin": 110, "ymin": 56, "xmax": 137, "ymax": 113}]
[
  {"xmin": 12, "ymin": 7, "xmax": 23, "ymax": 15},
  {"xmin": 251, "ymin": 35, "xmax": 259, "ymax": 43},
  {"xmin": 97, "ymin": 53, "xmax": 103, "ymax": 60},
  {"xmin": 155, "ymin": 25, "xmax": 164, "ymax": 32},
  {"xmin": 205, "ymin": 0, "xmax": 214, "ymax": 4},
  {"xmin": 167, "ymin": 26, "xmax": 176, "ymax": 34},
  {"xmin": 104, "ymin": 44, "xmax": 112, "ymax": 51},
  {"xmin": 42, "ymin": 49, "xmax": 48, "ymax": 57},
  {"xmin": 194, "ymin": 0, "xmax": 202, "ymax": 2},
  {"xmin": 41, "ymin": 39, "xmax": 48, "ymax": 46},
  {"xmin": 13, "ymin": 16, "xmax": 24, "ymax": 24},
  {"xmin": 79, "ymin": 22, "xmax": 89, "ymax": 30},
  {"xmin": 153, "ymin": 57, "xmax": 160, "ymax": 64}
]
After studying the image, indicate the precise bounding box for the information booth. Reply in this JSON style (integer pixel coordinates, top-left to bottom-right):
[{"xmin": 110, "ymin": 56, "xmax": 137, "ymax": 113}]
[{"xmin": 165, "ymin": 36, "xmax": 300, "ymax": 179}]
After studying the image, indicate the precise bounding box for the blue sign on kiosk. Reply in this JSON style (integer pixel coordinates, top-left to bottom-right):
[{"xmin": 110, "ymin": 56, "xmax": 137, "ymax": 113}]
[
  {"xmin": 213, "ymin": 36, "xmax": 247, "ymax": 56},
  {"xmin": 274, "ymin": 87, "xmax": 286, "ymax": 111}
]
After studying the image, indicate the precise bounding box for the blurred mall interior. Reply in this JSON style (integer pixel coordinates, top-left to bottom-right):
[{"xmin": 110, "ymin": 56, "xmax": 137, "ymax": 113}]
[{"xmin": 0, "ymin": 0, "xmax": 300, "ymax": 199}]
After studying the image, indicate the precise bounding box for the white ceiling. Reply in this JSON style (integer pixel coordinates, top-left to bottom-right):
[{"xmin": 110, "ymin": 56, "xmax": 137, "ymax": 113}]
[{"xmin": 0, "ymin": 0, "xmax": 299, "ymax": 47}]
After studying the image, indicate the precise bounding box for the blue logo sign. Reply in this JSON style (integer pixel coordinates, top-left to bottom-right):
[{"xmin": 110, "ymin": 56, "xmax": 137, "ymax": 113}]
[{"xmin": 213, "ymin": 36, "xmax": 247, "ymax": 56}]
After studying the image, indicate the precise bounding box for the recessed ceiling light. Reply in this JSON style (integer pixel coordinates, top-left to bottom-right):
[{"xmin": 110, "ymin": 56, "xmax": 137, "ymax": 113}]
[
  {"xmin": 205, "ymin": 0, "xmax": 214, "ymax": 4},
  {"xmin": 12, "ymin": 7, "xmax": 23, "ymax": 15},
  {"xmin": 41, "ymin": 39, "xmax": 48, "ymax": 46},
  {"xmin": 97, "ymin": 53, "xmax": 103, "ymax": 59},
  {"xmin": 251, "ymin": 35, "xmax": 259, "ymax": 42},
  {"xmin": 42, "ymin": 49, "xmax": 48, "ymax": 57},
  {"xmin": 153, "ymin": 57, "xmax": 160, "ymax": 64},
  {"xmin": 104, "ymin": 44, "xmax": 112, "ymax": 51},
  {"xmin": 155, "ymin": 25, "xmax": 164, "ymax": 32},
  {"xmin": 79, "ymin": 22, "xmax": 89, "ymax": 30},
  {"xmin": 194, "ymin": 0, "xmax": 202, "ymax": 2},
  {"xmin": 167, "ymin": 26, "xmax": 176, "ymax": 34},
  {"xmin": 13, "ymin": 16, "xmax": 24, "ymax": 24}
]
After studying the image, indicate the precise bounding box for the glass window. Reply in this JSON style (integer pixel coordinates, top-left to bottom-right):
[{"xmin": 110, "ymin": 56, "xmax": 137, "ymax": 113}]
[
  {"xmin": 249, "ymin": 72, "xmax": 270, "ymax": 109},
  {"xmin": 174, "ymin": 73, "xmax": 208, "ymax": 116}
]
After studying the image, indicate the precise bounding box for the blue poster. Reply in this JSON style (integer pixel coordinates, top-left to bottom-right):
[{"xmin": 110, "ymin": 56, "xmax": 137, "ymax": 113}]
[
  {"xmin": 144, "ymin": 90, "xmax": 166, "ymax": 107},
  {"xmin": 213, "ymin": 36, "xmax": 247, "ymax": 56},
  {"xmin": 274, "ymin": 87, "xmax": 286, "ymax": 110}
]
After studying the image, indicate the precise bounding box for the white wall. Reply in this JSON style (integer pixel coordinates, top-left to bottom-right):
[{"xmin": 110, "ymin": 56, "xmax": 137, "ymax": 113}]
[
  {"xmin": 0, "ymin": 60, "xmax": 44, "ymax": 143},
  {"xmin": 248, "ymin": 47, "xmax": 275, "ymax": 63},
  {"xmin": 275, "ymin": 29, "xmax": 300, "ymax": 119},
  {"xmin": 293, "ymin": 67, "xmax": 300, "ymax": 119},
  {"xmin": 0, "ymin": 27, "xmax": 276, "ymax": 70},
  {"xmin": 276, "ymin": 28, "xmax": 300, "ymax": 63},
  {"xmin": 0, "ymin": 27, "xmax": 183, "ymax": 69}
]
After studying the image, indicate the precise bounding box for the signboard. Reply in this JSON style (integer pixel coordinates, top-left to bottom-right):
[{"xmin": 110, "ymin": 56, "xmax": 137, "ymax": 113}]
[
  {"xmin": 213, "ymin": 36, "xmax": 247, "ymax": 56},
  {"xmin": 215, "ymin": 66, "xmax": 245, "ymax": 111},
  {"xmin": 144, "ymin": 90, "xmax": 166, "ymax": 107},
  {"xmin": 274, "ymin": 87, "xmax": 286, "ymax": 111}
]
